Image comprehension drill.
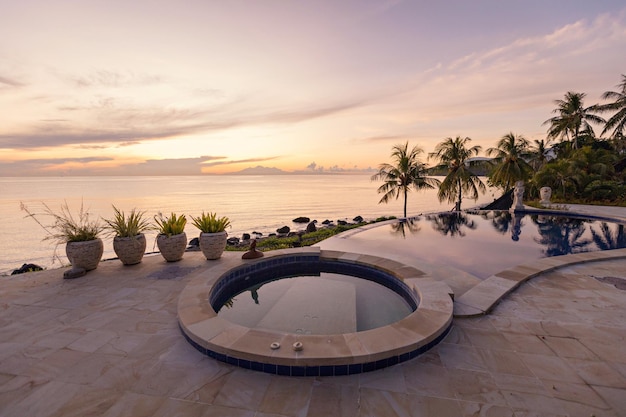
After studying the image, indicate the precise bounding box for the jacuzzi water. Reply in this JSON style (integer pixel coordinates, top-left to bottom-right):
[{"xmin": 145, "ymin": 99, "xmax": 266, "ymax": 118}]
[
  {"xmin": 217, "ymin": 272, "xmax": 414, "ymax": 334},
  {"xmin": 347, "ymin": 211, "xmax": 626, "ymax": 278}
]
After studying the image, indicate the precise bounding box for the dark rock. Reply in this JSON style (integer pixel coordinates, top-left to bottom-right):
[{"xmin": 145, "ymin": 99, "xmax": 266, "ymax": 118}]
[
  {"xmin": 63, "ymin": 267, "xmax": 86, "ymax": 279},
  {"xmin": 292, "ymin": 217, "xmax": 310, "ymax": 223},
  {"xmin": 189, "ymin": 237, "xmax": 199, "ymax": 247},
  {"xmin": 269, "ymin": 233, "xmax": 277, "ymax": 237},
  {"xmin": 277, "ymin": 226, "xmax": 290, "ymax": 234},
  {"xmin": 242, "ymin": 233, "xmax": 251, "ymax": 241},
  {"xmin": 252, "ymin": 231, "xmax": 263, "ymax": 236},
  {"xmin": 306, "ymin": 221, "xmax": 317, "ymax": 233},
  {"xmin": 353, "ymin": 215, "xmax": 364, "ymax": 223},
  {"xmin": 337, "ymin": 220, "xmax": 348, "ymax": 225},
  {"xmin": 11, "ymin": 263, "xmax": 44, "ymax": 275},
  {"xmin": 322, "ymin": 219, "xmax": 332, "ymax": 225},
  {"xmin": 227, "ymin": 237, "xmax": 240, "ymax": 245}
]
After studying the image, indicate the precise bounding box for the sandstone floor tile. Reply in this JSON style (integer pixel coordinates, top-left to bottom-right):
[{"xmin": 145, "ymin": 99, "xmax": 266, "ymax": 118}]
[
  {"xmin": 361, "ymin": 387, "xmax": 463, "ymax": 417},
  {"xmin": 1, "ymin": 380, "xmax": 83, "ymax": 417},
  {"xmin": 542, "ymin": 380, "xmax": 610, "ymax": 409},
  {"xmin": 491, "ymin": 373, "xmax": 546, "ymax": 397},
  {"xmin": 183, "ymin": 363, "xmax": 233, "ymax": 405},
  {"xmin": 258, "ymin": 376, "xmax": 313, "ymax": 417},
  {"xmin": 442, "ymin": 325, "xmax": 473, "ymax": 345},
  {"xmin": 499, "ymin": 333, "xmax": 553, "ymax": 355},
  {"xmin": 465, "ymin": 327, "xmax": 517, "ymax": 351},
  {"xmin": 565, "ymin": 357, "xmax": 626, "ymax": 388},
  {"xmin": 56, "ymin": 352, "xmax": 121, "ymax": 385},
  {"xmin": 48, "ymin": 386, "xmax": 120, "ymax": 417},
  {"xmin": 448, "ymin": 369, "xmax": 508, "ymax": 406},
  {"xmin": 305, "ymin": 382, "xmax": 358, "ymax": 417},
  {"xmin": 518, "ymin": 353, "xmax": 584, "ymax": 383},
  {"xmin": 25, "ymin": 348, "xmax": 89, "ymax": 381},
  {"xmin": 150, "ymin": 397, "xmax": 219, "ymax": 417},
  {"xmin": 403, "ymin": 363, "xmax": 455, "ymax": 399},
  {"xmin": 33, "ymin": 328, "xmax": 86, "ymax": 349},
  {"xmin": 459, "ymin": 400, "xmax": 515, "ymax": 417},
  {"xmin": 438, "ymin": 343, "xmax": 488, "ymax": 372},
  {"xmin": 67, "ymin": 329, "xmax": 118, "ymax": 353},
  {"xmin": 213, "ymin": 369, "xmax": 272, "ymax": 411},
  {"xmin": 540, "ymin": 335, "xmax": 599, "ymax": 360},
  {"xmin": 130, "ymin": 359, "xmax": 217, "ymax": 399},
  {"xmin": 101, "ymin": 391, "xmax": 166, "ymax": 417},
  {"xmin": 592, "ymin": 386, "xmax": 626, "ymax": 415},
  {"xmin": 359, "ymin": 365, "xmax": 407, "ymax": 393},
  {"xmin": 476, "ymin": 348, "xmax": 534, "ymax": 377},
  {"xmin": 501, "ymin": 390, "xmax": 569, "ymax": 416}
]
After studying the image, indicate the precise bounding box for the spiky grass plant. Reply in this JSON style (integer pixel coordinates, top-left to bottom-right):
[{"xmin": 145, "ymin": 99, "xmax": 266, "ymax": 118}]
[
  {"xmin": 104, "ymin": 206, "xmax": 153, "ymax": 238},
  {"xmin": 154, "ymin": 212, "xmax": 187, "ymax": 237},
  {"xmin": 21, "ymin": 200, "xmax": 103, "ymax": 243},
  {"xmin": 191, "ymin": 212, "xmax": 231, "ymax": 233}
]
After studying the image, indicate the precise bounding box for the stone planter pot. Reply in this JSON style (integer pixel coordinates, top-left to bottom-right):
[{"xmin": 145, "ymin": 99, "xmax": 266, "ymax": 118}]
[
  {"xmin": 65, "ymin": 238, "xmax": 104, "ymax": 271},
  {"xmin": 113, "ymin": 234, "xmax": 146, "ymax": 265},
  {"xmin": 156, "ymin": 232, "xmax": 187, "ymax": 262},
  {"xmin": 198, "ymin": 231, "xmax": 227, "ymax": 260}
]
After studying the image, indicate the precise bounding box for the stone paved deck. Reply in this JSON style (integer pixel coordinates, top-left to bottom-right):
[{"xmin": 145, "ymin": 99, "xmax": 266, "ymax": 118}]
[{"xmin": 1, "ymin": 204, "xmax": 625, "ymax": 416}]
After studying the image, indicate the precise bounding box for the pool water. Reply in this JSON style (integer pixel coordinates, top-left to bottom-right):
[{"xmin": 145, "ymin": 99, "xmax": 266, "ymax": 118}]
[
  {"xmin": 217, "ymin": 272, "xmax": 414, "ymax": 334},
  {"xmin": 349, "ymin": 211, "xmax": 625, "ymax": 279}
]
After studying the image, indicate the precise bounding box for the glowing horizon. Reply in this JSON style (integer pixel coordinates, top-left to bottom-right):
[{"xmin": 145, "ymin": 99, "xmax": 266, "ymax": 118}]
[{"xmin": 1, "ymin": 1, "xmax": 625, "ymax": 176}]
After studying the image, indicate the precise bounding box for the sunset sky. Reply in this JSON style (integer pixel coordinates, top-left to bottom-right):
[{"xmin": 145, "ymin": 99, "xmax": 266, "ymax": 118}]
[{"xmin": 1, "ymin": 0, "xmax": 625, "ymax": 176}]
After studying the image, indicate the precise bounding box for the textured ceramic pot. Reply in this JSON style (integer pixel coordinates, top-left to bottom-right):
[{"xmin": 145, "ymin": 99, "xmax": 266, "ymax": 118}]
[
  {"xmin": 156, "ymin": 232, "xmax": 187, "ymax": 262},
  {"xmin": 113, "ymin": 234, "xmax": 146, "ymax": 265},
  {"xmin": 198, "ymin": 231, "xmax": 227, "ymax": 260},
  {"xmin": 65, "ymin": 238, "xmax": 104, "ymax": 271}
]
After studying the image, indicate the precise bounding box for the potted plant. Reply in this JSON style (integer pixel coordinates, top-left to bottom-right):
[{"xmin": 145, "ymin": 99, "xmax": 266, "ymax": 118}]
[
  {"xmin": 154, "ymin": 212, "xmax": 187, "ymax": 262},
  {"xmin": 103, "ymin": 206, "xmax": 152, "ymax": 265},
  {"xmin": 21, "ymin": 201, "xmax": 104, "ymax": 273},
  {"xmin": 191, "ymin": 212, "xmax": 231, "ymax": 260}
]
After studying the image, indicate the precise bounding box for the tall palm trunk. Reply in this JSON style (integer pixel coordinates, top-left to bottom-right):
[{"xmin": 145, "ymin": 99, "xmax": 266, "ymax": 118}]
[
  {"xmin": 403, "ymin": 188, "xmax": 408, "ymax": 218},
  {"xmin": 455, "ymin": 177, "xmax": 462, "ymax": 211}
]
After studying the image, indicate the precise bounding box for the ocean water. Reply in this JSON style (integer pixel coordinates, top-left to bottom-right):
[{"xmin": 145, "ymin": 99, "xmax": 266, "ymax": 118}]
[{"xmin": 0, "ymin": 175, "xmax": 498, "ymax": 274}]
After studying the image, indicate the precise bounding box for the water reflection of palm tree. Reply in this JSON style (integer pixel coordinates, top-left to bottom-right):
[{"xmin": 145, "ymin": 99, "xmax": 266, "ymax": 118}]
[
  {"xmin": 533, "ymin": 216, "xmax": 592, "ymax": 256},
  {"xmin": 425, "ymin": 212, "xmax": 477, "ymax": 237},
  {"xmin": 591, "ymin": 223, "xmax": 626, "ymax": 250},
  {"xmin": 390, "ymin": 217, "xmax": 421, "ymax": 238},
  {"xmin": 479, "ymin": 211, "xmax": 513, "ymax": 235}
]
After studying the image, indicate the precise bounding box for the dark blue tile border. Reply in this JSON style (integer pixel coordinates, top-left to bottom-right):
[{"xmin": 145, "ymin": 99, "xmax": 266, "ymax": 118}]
[{"xmin": 179, "ymin": 321, "xmax": 452, "ymax": 377}]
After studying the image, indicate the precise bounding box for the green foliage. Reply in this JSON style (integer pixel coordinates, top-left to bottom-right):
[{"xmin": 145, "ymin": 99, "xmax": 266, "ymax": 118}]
[
  {"xmin": 191, "ymin": 212, "xmax": 231, "ymax": 233},
  {"xmin": 429, "ymin": 136, "xmax": 486, "ymax": 211},
  {"xmin": 486, "ymin": 132, "xmax": 534, "ymax": 191},
  {"xmin": 154, "ymin": 212, "xmax": 187, "ymax": 236},
  {"xmin": 103, "ymin": 206, "xmax": 152, "ymax": 238},
  {"xmin": 371, "ymin": 142, "xmax": 440, "ymax": 217},
  {"xmin": 21, "ymin": 200, "xmax": 103, "ymax": 243}
]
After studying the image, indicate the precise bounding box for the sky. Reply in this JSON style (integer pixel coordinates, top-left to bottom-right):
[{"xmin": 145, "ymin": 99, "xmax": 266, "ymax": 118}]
[{"xmin": 1, "ymin": 0, "xmax": 625, "ymax": 176}]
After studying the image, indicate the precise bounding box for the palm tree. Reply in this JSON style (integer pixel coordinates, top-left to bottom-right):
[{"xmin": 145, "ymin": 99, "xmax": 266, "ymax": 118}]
[
  {"xmin": 371, "ymin": 142, "xmax": 440, "ymax": 218},
  {"xmin": 429, "ymin": 136, "xmax": 486, "ymax": 211},
  {"xmin": 486, "ymin": 132, "xmax": 534, "ymax": 192},
  {"xmin": 596, "ymin": 74, "xmax": 626, "ymax": 143},
  {"xmin": 529, "ymin": 139, "xmax": 551, "ymax": 171},
  {"xmin": 543, "ymin": 91, "xmax": 605, "ymax": 149}
]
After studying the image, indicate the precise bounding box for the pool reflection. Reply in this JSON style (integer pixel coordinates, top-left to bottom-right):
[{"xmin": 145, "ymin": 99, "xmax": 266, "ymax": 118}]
[{"xmin": 352, "ymin": 211, "xmax": 626, "ymax": 278}]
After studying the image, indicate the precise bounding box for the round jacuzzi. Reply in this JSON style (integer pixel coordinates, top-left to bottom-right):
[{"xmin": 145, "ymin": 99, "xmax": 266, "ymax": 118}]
[{"xmin": 178, "ymin": 248, "xmax": 453, "ymax": 376}]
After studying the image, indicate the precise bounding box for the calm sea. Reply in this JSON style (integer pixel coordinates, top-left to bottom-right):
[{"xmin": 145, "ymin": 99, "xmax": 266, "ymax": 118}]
[{"xmin": 0, "ymin": 175, "xmax": 498, "ymax": 274}]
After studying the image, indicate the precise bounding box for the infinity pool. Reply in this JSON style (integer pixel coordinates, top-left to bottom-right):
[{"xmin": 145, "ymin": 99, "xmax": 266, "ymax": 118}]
[{"xmin": 345, "ymin": 210, "xmax": 625, "ymax": 278}]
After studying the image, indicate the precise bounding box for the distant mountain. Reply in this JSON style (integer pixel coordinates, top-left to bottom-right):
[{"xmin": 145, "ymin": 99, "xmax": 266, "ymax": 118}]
[{"xmin": 230, "ymin": 166, "xmax": 287, "ymax": 175}]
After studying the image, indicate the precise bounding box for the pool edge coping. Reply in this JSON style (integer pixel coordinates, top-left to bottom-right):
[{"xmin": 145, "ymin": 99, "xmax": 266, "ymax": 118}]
[{"xmin": 177, "ymin": 248, "xmax": 453, "ymax": 375}]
